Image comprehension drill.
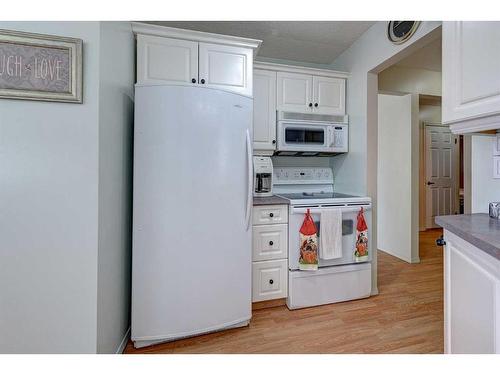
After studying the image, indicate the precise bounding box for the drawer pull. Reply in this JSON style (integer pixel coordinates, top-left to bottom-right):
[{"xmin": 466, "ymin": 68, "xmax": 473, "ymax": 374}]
[
  {"xmin": 269, "ymin": 213, "xmax": 274, "ymax": 218},
  {"xmin": 269, "ymin": 241, "xmax": 274, "ymax": 246},
  {"xmin": 269, "ymin": 279, "xmax": 274, "ymax": 285}
]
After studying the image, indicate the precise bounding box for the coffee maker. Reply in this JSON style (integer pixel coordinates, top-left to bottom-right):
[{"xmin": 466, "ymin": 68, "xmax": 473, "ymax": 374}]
[{"xmin": 253, "ymin": 157, "xmax": 273, "ymax": 197}]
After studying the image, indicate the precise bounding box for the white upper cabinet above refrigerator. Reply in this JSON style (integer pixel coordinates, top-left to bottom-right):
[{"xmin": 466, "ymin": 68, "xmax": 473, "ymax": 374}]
[
  {"xmin": 137, "ymin": 35, "xmax": 198, "ymax": 85},
  {"xmin": 276, "ymin": 69, "xmax": 346, "ymax": 115},
  {"xmin": 199, "ymin": 43, "xmax": 253, "ymax": 96},
  {"xmin": 443, "ymin": 21, "xmax": 500, "ymax": 133},
  {"xmin": 133, "ymin": 23, "xmax": 261, "ymax": 96}
]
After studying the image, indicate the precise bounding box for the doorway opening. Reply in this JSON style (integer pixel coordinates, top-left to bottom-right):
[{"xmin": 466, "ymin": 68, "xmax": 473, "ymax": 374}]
[{"xmin": 375, "ymin": 33, "xmax": 462, "ymax": 264}]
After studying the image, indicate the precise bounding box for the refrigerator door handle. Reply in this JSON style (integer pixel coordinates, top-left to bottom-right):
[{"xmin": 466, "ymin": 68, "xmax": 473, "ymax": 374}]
[{"xmin": 245, "ymin": 129, "xmax": 253, "ymax": 230}]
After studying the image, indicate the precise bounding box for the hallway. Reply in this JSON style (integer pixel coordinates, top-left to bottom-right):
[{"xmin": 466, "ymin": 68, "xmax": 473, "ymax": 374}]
[{"xmin": 125, "ymin": 229, "xmax": 444, "ymax": 354}]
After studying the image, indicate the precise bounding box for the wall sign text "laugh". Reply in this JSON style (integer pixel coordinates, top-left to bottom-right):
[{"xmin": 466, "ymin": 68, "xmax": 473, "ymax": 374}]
[{"xmin": 0, "ymin": 29, "xmax": 82, "ymax": 103}]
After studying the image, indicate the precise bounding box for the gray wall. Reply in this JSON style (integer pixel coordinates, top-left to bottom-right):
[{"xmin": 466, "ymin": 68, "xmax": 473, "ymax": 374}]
[
  {"xmin": 0, "ymin": 21, "xmax": 135, "ymax": 354},
  {"xmin": 0, "ymin": 21, "xmax": 101, "ymax": 353},
  {"xmin": 96, "ymin": 21, "xmax": 135, "ymax": 354}
]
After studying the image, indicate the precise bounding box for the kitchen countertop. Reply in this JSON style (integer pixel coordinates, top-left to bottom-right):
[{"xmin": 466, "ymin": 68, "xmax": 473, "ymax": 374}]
[
  {"xmin": 253, "ymin": 195, "xmax": 289, "ymax": 206},
  {"xmin": 435, "ymin": 214, "xmax": 500, "ymax": 261}
]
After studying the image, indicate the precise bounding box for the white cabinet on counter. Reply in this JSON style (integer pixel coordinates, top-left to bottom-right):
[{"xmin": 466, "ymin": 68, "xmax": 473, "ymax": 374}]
[
  {"xmin": 133, "ymin": 23, "xmax": 261, "ymax": 97},
  {"xmin": 443, "ymin": 21, "xmax": 500, "ymax": 133},
  {"xmin": 252, "ymin": 205, "xmax": 289, "ymax": 303},
  {"xmin": 443, "ymin": 230, "xmax": 500, "ymax": 353}
]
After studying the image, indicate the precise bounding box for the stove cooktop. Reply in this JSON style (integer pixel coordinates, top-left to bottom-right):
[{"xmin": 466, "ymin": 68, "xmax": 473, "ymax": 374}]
[{"xmin": 277, "ymin": 192, "xmax": 359, "ymax": 200}]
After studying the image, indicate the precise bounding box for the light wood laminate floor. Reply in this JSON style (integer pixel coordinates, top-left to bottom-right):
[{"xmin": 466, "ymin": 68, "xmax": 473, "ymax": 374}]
[{"xmin": 125, "ymin": 229, "xmax": 444, "ymax": 354}]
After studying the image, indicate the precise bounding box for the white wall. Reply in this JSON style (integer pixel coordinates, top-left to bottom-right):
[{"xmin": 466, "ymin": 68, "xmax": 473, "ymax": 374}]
[
  {"xmin": 0, "ymin": 21, "xmax": 134, "ymax": 354},
  {"xmin": 0, "ymin": 21, "xmax": 101, "ymax": 353},
  {"xmin": 377, "ymin": 94, "xmax": 420, "ymax": 263},
  {"xmin": 471, "ymin": 135, "xmax": 500, "ymax": 213},
  {"xmin": 329, "ymin": 21, "xmax": 441, "ymax": 293},
  {"xmin": 96, "ymin": 22, "xmax": 135, "ymax": 354},
  {"xmin": 379, "ymin": 66, "xmax": 442, "ymax": 96}
]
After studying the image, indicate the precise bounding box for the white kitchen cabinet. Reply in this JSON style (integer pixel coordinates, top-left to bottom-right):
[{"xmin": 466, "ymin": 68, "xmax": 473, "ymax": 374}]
[
  {"xmin": 198, "ymin": 43, "xmax": 253, "ymax": 97},
  {"xmin": 252, "ymin": 204, "xmax": 288, "ymax": 226},
  {"xmin": 443, "ymin": 230, "xmax": 500, "ymax": 353},
  {"xmin": 277, "ymin": 71, "xmax": 346, "ymax": 115},
  {"xmin": 253, "ymin": 69, "xmax": 277, "ymax": 153},
  {"xmin": 252, "ymin": 223, "xmax": 288, "ymax": 262},
  {"xmin": 133, "ymin": 23, "xmax": 260, "ymax": 96},
  {"xmin": 443, "ymin": 21, "xmax": 500, "ymax": 133},
  {"xmin": 252, "ymin": 259, "xmax": 288, "ymax": 302},
  {"xmin": 312, "ymin": 76, "xmax": 346, "ymax": 115},
  {"xmin": 277, "ymin": 72, "xmax": 314, "ymax": 113},
  {"xmin": 137, "ymin": 34, "xmax": 198, "ymax": 85}
]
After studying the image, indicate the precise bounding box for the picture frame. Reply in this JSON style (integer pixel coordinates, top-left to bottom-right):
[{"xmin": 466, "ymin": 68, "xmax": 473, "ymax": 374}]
[{"xmin": 0, "ymin": 29, "xmax": 83, "ymax": 103}]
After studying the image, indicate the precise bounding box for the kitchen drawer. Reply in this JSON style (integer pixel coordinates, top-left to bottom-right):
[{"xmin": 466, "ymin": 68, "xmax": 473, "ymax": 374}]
[
  {"xmin": 252, "ymin": 259, "xmax": 288, "ymax": 302},
  {"xmin": 252, "ymin": 204, "xmax": 288, "ymax": 225},
  {"xmin": 252, "ymin": 224, "xmax": 288, "ymax": 261}
]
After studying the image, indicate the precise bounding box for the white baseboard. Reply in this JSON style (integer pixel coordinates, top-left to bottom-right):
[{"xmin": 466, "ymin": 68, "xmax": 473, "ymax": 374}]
[{"xmin": 116, "ymin": 327, "xmax": 130, "ymax": 354}]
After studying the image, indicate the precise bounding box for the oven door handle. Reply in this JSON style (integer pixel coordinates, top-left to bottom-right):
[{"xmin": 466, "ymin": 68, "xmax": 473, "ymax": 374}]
[{"xmin": 291, "ymin": 205, "xmax": 371, "ymax": 215}]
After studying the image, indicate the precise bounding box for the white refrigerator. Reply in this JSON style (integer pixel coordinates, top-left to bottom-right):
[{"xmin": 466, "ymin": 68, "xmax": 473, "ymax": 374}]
[{"xmin": 132, "ymin": 85, "xmax": 253, "ymax": 348}]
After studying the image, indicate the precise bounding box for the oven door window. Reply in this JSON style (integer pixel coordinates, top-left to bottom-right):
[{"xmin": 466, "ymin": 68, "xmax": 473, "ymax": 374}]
[
  {"xmin": 314, "ymin": 219, "xmax": 354, "ymax": 236},
  {"xmin": 285, "ymin": 127, "xmax": 325, "ymax": 144}
]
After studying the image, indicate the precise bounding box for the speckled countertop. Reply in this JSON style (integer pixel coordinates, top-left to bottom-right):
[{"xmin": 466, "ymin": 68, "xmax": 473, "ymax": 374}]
[
  {"xmin": 253, "ymin": 195, "xmax": 289, "ymax": 206},
  {"xmin": 436, "ymin": 214, "xmax": 500, "ymax": 261}
]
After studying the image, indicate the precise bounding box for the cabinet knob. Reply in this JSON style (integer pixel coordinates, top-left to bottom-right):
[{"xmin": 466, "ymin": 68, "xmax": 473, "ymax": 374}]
[
  {"xmin": 308, "ymin": 103, "xmax": 313, "ymax": 107},
  {"xmin": 314, "ymin": 103, "xmax": 318, "ymax": 107},
  {"xmin": 269, "ymin": 213, "xmax": 274, "ymax": 218},
  {"xmin": 269, "ymin": 241, "xmax": 274, "ymax": 246},
  {"xmin": 269, "ymin": 279, "xmax": 274, "ymax": 285},
  {"xmin": 272, "ymin": 140, "xmax": 276, "ymax": 144},
  {"xmin": 191, "ymin": 78, "xmax": 196, "ymax": 83},
  {"xmin": 436, "ymin": 236, "xmax": 446, "ymax": 247},
  {"xmin": 200, "ymin": 79, "xmax": 206, "ymax": 84}
]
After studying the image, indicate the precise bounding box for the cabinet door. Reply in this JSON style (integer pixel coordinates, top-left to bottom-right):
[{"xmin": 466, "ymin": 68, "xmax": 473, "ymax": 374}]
[
  {"xmin": 198, "ymin": 43, "xmax": 253, "ymax": 96},
  {"xmin": 252, "ymin": 223, "xmax": 287, "ymax": 261},
  {"xmin": 277, "ymin": 72, "xmax": 313, "ymax": 113},
  {"xmin": 252, "ymin": 259, "xmax": 288, "ymax": 302},
  {"xmin": 444, "ymin": 231, "xmax": 500, "ymax": 353},
  {"xmin": 312, "ymin": 76, "xmax": 345, "ymax": 115},
  {"xmin": 137, "ymin": 35, "xmax": 198, "ymax": 85},
  {"xmin": 253, "ymin": 70, "xmax": 277, "ymax": 152},
  {"xmin": 443, "ymin": 22, "xmax": 500, "ymax": 128}
]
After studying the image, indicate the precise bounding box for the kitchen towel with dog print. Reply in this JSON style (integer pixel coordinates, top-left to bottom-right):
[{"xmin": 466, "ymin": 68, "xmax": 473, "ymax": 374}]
[
  {"xmin": 299, "ymin": 208, "xmax": 318, "ymax": 271},
  {"xmin": 354, "ymin": 207, "xmax": 369, "ymax": 262}
]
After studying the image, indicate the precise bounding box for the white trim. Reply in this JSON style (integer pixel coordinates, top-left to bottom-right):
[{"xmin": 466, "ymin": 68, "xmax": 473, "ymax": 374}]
[
  {"xmin": 131, "ymin": 22, "xmax": 261, "ymax": 51},
  {"xmin": 447, "ymin": 112, "xmax": 500, "ymax": 134},
  {"xmin": 116, "ymin": 327, "xmax": 130, "ymax": 354},
  {"xmin": 254, "ymin": 61, "xmax": 350, "ymax": 79}
]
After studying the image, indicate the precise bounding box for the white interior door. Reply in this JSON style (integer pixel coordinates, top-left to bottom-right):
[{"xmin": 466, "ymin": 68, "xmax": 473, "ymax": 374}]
[
  {"xmin": 425, "ymin": 125, "xmax": 459, "ymax": 228},
  {"xmin": 277, "ymin": 72, "xmax": 313, "ymax": 113}
]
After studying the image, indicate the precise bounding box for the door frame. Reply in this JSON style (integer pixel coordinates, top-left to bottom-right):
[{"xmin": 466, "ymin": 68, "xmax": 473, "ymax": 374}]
[{"xmin": 423, "ymin": 122, "xmax": 460, "ymax": 229}]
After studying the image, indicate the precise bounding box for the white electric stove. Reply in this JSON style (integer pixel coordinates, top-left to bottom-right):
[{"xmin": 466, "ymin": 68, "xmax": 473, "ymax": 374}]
[{"xmin": 273, "ymin": 167, "xmax": 373, "ymax": 310}]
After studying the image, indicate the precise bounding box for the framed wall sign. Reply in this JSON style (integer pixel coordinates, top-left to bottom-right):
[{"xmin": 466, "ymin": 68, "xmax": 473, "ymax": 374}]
[{"xmin": 0, "ymin": 29, "xmax": 82, "ymax": 103}]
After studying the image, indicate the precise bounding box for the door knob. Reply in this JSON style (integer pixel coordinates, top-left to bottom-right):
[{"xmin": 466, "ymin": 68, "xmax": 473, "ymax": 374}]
[
  {"xmin": 308, "ymin": 103, "xmax": 313, "ymax": 107},
  {"xmin": 427, "ymin": 181, "xmax": 435, "ymax": 185},
  {"xmin": 314, "ymin": 103, "xmax": 318, "ymax": 107},
  {"xmin": 269, "ymin": 213, "xmax": 274, "ymax": 217},
  {"xmin": 200, "ymin": 79, "xmax": 206, "ymax": 84},
  {"xmin": 269, "ymin": 241, "xmax": 274, "ymax": 246},
  {"xmin": 191, "ymin": 78, "xmax": 196, "ymax": 83},
  {"xmin": 269, "ymin": 279, "xmax": 274, "ymax": 285},
  {"xmin": 272, "ymin": 140, "xmax": 276, "ymax": 144}
]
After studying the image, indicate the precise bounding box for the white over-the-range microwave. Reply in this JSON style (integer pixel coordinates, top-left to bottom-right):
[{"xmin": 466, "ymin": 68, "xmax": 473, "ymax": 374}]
[{"xmin": 276, "ymin": 111, "xmax": 348, "ymax": 156}]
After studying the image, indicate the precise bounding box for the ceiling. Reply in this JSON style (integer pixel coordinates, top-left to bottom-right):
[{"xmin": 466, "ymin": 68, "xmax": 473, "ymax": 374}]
[
  {"xmin": 145, "ymin": 21, "xmax": 375, "ymax": 65},
  {"xmin": 394, "ymin": 38, "xmax": 442, "ymax": 72}
]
